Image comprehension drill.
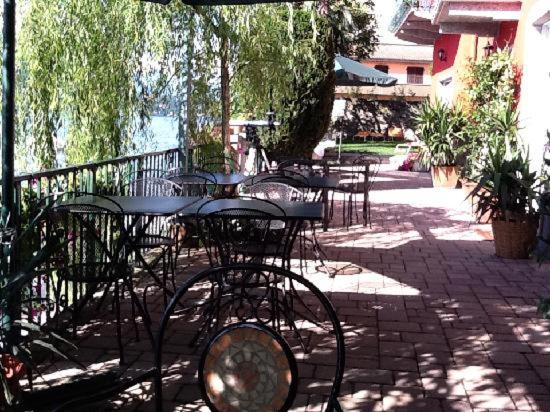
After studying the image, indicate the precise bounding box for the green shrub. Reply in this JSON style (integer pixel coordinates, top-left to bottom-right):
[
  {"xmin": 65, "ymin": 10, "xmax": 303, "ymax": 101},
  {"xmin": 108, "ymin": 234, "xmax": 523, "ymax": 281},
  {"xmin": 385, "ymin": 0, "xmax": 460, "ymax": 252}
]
[{"xmin": 414, "ymin": 99, "xmax": 467, "ymax": 167}]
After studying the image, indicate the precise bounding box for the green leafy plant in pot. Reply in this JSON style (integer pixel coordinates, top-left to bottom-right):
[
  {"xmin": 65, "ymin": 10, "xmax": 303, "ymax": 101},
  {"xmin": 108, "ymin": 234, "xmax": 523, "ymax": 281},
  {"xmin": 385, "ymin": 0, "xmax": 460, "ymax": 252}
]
[
  {"xmin": 469, "ymin": 136, "xmax": 540, "ymax": 259},
  {"xmin": 0, "ymin": 211, "xmax": 75, "ymax": 408},
  {"xmin": 464, "ymin": 102, "xmax": 520, "ymax": 223},
  {"xmin": 414, "ymin": 99, "xmax": 467, "ymax": 188}
]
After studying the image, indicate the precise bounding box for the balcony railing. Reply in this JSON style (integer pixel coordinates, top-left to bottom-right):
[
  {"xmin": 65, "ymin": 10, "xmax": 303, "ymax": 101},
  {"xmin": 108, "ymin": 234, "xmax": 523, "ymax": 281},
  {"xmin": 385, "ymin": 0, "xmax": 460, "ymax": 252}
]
[
  {"xmin": 11, "ymin": 148, "xmax": 183, "ymax": 228},
  {"xmin": 6, "ymin": 148, "xmax": 184, "ymax": 327}
]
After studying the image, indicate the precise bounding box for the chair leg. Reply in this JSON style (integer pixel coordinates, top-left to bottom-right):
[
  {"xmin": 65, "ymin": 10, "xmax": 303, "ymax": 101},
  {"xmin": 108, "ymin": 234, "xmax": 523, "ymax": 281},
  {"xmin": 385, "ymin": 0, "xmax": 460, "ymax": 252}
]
[
  {"xmin": 114, "ymin": 280, "xmax": 125, "ymax": 365},
  {"xmin": 162, "ymin": 253, "xmax": 168, "ymax": 307},
  {"xmin": 124, "ymin": 278, "xmax": 140, "ymax": 342},
  {"xmin": 170, "ymin": 245, "xmax": 177, "ymax": 291}
]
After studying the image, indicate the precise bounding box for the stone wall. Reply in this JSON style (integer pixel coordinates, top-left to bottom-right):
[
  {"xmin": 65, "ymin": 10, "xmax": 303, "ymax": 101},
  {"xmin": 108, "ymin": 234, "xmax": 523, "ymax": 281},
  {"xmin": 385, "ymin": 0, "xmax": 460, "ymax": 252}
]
[{"xmin": 331, "ymin": 98, "xmax": 419, "ymax": 139}]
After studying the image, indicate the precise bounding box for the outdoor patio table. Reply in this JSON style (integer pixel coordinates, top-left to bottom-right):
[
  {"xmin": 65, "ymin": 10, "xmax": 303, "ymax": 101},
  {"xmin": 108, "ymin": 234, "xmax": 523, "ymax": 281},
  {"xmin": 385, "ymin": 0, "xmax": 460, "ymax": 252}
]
[
  {"xmin": 246, "ymin": 174, "xmax": 340, "ymax": 230},
  {"xmin": 184, "ymin": 197, "xmax": 324, "ymax": 221},
  {"xmin": 59, "ymin": 195, "xmax": 202, "ymax": 292},
  {"xmin": 169, "ymin": 172, "xmax": 247, "ymax": 187},
  {"xmin": 62, "ymin": 195, "xmax": 202, "ymax": 216}
]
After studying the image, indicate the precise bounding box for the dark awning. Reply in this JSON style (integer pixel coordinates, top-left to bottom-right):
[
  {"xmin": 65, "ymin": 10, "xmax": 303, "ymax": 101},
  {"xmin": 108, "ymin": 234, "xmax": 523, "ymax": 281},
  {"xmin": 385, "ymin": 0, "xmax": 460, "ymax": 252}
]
[{"xmin": 335, "ymin": 55, "xmax": 398, "ymax": 87}]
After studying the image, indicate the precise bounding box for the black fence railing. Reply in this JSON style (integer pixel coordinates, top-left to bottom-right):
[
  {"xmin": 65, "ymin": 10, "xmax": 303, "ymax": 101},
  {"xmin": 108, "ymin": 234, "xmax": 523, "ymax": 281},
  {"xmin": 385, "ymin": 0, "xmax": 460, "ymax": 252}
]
[
  {"xmin": 11, "ymin": 148, "xmax": 183, "ymax": 229},
  {"xmin": 5, "ymin": 148, "xmax": 184, "ymax": 327}
]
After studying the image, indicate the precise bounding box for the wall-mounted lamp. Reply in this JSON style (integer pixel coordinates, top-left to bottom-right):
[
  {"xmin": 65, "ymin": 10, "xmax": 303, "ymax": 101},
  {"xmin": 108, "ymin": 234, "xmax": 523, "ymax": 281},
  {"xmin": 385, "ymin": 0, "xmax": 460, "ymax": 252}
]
[
  {"xmin": 437, "ymin": 48, "xmax": 447, "ymax": 62},
  {"xmin": 483, "ymin": 41, "xmax": 495, "ymax": 58}
]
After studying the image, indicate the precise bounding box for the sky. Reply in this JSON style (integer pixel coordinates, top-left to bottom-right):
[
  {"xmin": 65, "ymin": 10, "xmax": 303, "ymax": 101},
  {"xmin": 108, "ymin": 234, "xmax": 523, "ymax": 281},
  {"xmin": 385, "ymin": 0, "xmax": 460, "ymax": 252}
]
[{"xmin": 373, "ymin": 0, "xmax": 412, "ymax": 44}]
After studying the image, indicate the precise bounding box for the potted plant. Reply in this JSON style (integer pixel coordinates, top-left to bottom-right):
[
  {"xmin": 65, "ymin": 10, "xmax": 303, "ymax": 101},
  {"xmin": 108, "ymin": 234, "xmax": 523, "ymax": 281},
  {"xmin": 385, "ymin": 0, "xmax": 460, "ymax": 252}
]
[
  {"xmin": 469, "ymin": 138, "xmax": 540, "ymax": 259},
  {"xmin": 0, "ymin": 212, "xmax": 75, "ymax": 408},
  {"xmin": 414, "ymin": 99, "xmax": 466, "ymax": 188}
]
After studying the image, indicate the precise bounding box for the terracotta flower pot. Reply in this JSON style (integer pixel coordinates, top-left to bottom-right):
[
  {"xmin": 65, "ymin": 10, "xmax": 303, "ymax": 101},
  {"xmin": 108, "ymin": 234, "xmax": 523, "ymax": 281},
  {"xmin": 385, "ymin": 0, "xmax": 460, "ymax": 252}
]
[
  {"xmin": 0, "ymin": 354, "xmax": 26, "ymax": 403},
  {"xmin": 491, "ymin": 215, "xmax": 539, "ymax": 259},
  {"xmin": 431, "ymin": 166, "xmax": 459, "ymax": 188}
]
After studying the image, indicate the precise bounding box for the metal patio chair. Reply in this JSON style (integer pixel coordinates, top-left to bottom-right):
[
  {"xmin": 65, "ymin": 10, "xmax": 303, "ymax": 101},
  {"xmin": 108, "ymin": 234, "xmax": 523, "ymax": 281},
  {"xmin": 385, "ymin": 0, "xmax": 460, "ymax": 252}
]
[
  {"xmin": 196, "ymin": 197, "xmax": 300, "ymax": 270},
  {"xmin": 154, "ymin": 263, "xmax": 346, "ymax": 412},
  {"xmin": 330, "ymin": 154, "xmax": 381, "ymax": 229},
  {"xmin": 44, "ymin": 192, "xmax": 135, "ymax": 364},
  {"xmin": 165, "ymin": 171, "xmax": 217, "ymax": 263},
  {"xmin": 119, "ymin": 177, "xmax": 182, "ymax": 301},
  {"xmin": 198, "ymin": 155, "xmax": 240, "ymax": 174}
]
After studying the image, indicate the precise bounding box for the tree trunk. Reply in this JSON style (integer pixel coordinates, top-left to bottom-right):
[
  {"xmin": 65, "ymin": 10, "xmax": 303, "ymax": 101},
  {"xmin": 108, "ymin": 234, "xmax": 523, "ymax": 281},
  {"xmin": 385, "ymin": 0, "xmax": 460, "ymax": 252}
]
[
  {"xmin": 267, "ymin": 0, "xmax": 336, "ymax": 160},
  {"xmin": 184, "ymin": 16, "xmax": 195, "ymax": 171},
  {"xmin": 220, "ymin": 35, "xmax": 231, "ymax": 166}
]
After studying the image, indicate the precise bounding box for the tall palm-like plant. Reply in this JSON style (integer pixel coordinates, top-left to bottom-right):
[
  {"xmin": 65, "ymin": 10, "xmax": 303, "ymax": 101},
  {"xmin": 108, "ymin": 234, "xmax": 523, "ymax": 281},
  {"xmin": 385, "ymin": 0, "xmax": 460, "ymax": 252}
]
[
  {"xmin": 470, "ymin": 139, "xmax": 539, "ymax": 221},
  {"xmin": 414, "ymin": 99, "xmax": 467, "ymax": 167}
]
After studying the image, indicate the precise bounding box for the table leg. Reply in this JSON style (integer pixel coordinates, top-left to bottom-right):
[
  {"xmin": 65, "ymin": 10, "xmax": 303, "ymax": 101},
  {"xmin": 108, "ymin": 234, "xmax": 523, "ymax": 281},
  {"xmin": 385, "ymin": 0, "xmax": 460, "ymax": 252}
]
[
  {"xmin": 322, "ymin": 188, "xmax": 329, "ymax": 232},
  {"xmin": 123, "ymin": 215, "xmax": 174, "ymax": 299}
]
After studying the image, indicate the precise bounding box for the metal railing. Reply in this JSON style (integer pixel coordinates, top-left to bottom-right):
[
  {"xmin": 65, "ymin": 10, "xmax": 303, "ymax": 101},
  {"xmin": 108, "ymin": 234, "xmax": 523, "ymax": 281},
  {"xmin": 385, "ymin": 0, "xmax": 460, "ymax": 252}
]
[
  {"xmin": 6, "ymin": 148, "xmax": 184, "ymax": 327},
  {"xmin": 11, "ymin": 148, "xmax": 183, "ymax": 229}
]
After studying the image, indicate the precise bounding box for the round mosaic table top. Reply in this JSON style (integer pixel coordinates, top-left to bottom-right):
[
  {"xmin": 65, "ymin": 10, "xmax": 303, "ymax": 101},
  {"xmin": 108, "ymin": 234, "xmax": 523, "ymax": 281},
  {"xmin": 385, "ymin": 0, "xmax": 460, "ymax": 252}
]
[{"xmin": 199, "ymin": 322, "xmax": 297, "ymax": 412}]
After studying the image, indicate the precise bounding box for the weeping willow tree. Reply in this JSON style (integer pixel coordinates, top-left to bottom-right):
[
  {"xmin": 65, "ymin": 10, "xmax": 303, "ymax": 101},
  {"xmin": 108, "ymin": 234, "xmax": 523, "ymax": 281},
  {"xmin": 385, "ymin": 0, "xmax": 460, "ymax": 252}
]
[
  {"xmin": 10, "ymin": 0, "xmax": 376, "ymax": 170},
  {"xmin": 182, "ymin": 0, "xmax": 377, "ymax": 159},
  {"xmin": 231, "ymin": 0, "xmax": 377, "ymax": 158},
  {"xmin": 14, "ymin": 0, "xmax": 182, "ymax": 170}
]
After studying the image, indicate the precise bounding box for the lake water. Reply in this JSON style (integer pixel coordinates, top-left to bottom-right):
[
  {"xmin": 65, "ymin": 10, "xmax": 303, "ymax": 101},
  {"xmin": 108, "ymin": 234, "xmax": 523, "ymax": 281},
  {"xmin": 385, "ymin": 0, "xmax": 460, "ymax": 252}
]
[{"xmin": 136, "ymin": 115, "xmax": 179, "ymax": 152}]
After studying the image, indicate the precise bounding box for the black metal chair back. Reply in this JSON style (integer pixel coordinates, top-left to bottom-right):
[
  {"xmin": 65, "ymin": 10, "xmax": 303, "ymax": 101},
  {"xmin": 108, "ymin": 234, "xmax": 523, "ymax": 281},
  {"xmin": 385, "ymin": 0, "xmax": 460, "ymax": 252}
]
[
  {"xmin": 354, "ymin": 154, "xmax": 381, "ymax": 193},
  {"xmin": 46, "ymin": 192, "xmax": 125, "ymax": 283},
  {"xmin": 338, "ymin": 154, "xmax": 381, "ymax": 228},
  {"xmin": 154, "ymin": 263, "xmax": 346, "ymax": 412},
  {"xmin": 247, "ymin": 180, "xmax": 305, "ymax": 202},
  {"xmin": 278, "ymin": 158, "xmax": 328, "ymax": 177},
  {"xmin": 163, "ymin": 166, "xmax": 186, "ymax": 178},
  {"xmin": 166, "ymin": 172, "xmax": 217, "ymax": 197},
  {"xmin": 119, "ymin": 169, "xmax": 168, "ymax": 192},
  {"xmin": 199, "ymin": 155, "xmax": 240, "ymax": 173},
  {"xmin": 196, "ymin": 198, "xmax": 299, "ymax": 268}
]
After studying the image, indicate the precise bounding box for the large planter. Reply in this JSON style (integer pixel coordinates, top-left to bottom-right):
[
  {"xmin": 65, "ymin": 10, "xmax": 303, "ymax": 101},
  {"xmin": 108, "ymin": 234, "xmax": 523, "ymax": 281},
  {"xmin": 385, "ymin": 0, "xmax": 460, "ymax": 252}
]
[
  {"xmin": 492, "ymin": 215, "xmax": 538, "ymax": 259},
  {"xmin": 431, "ymin": 166, "xmax": 459, "ymax": 188}
]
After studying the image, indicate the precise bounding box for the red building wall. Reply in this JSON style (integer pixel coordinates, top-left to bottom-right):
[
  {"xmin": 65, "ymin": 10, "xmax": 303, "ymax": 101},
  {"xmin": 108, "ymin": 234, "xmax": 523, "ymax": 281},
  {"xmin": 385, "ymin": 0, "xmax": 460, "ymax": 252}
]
[
  {"xmin": 432, "ymin": 34, "xmax": 461, "ymax": 75},
  {"xmin": 494, "ymin": 21, "xmax": 518, "ymax": 49}
]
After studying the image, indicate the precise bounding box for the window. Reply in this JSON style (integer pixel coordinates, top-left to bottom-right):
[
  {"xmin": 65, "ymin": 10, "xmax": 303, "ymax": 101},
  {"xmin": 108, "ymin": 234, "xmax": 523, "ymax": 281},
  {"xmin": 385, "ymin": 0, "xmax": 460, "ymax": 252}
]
[
  {"xmin": 374, "ymin": 64, "xmax": 389, "ymax": 74},
  {"xmin": 407, "ymin": 67, "xmax": 424, "ymax": 84}
]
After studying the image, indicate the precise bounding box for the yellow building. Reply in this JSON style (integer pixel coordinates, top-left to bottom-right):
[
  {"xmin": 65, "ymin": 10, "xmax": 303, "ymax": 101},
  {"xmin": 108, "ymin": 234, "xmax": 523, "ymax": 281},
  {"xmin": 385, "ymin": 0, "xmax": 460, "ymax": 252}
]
[{"xmin": 390, "ymin": 0, "xmax": 550, "ymax": 169}]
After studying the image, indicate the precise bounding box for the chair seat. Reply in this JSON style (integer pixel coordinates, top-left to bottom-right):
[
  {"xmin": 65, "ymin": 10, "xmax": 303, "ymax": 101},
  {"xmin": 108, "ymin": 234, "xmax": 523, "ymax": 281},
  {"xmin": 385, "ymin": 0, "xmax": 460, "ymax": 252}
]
[
  {"xmin": 57, "ymin": 263, "xmax": 129, "ymax": 283},
  {"xmin": 234, "ymin": 243, "xmax": 286, "ymax": 258},
  {"xmin": 131, "ymin": 235, "xmax": 175, "ymax": 248}
]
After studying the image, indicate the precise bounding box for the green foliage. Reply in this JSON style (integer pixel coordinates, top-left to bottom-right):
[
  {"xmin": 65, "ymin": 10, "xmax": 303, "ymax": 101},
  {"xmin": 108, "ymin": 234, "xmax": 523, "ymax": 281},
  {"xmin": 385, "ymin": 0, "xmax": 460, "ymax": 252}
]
[
  {"xmin": 6, "ymin": 0, "xmax": 376, "ymax": 171},
  {"xmin": 538, "ymin": 298, "xmax": 550, "ymax": 319},
  {"xmin": 465, "ymin": 48, "xmax": 517, "ymax": 109},
  {"xmin": 340, "ymin": 141, "xmax": 400, "ymax": 156},
  {"xmin": 229, "ymin": 1, "xmax": 377, "ymax": 158},
  {"xmin": 414, "ymin": 99, "xmax": 467, "ymax": 166},
  {"xmin": 11, "ymin": 0, "xmax": 182, "ymax": 170},
  {"xmin": 461, "ymin": 50, "xmax": 529, "ymax": 221},
  {"xmin": 462, "ymin": 48, "xmax": 519, "ymax": 179},
  {"xmin": 469, "ymin": 136, "xmax": 540, "ymax": 221},
  {"xmin": 0, "ymin": 212, "xmax": 75, "ymax": 406}
]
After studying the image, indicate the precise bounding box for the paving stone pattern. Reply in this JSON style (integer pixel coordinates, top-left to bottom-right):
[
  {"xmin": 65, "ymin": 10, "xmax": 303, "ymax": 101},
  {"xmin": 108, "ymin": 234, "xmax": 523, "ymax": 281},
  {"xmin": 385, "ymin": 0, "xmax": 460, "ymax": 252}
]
[{"xmin": 35, "ymin": 168, "xmax": 550, "ymax": 411}]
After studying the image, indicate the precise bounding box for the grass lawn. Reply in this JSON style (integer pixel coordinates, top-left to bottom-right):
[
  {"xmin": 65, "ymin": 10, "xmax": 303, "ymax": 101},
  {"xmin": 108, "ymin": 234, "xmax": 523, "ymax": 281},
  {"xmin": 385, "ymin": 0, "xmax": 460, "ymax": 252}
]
[{"xmin": 339, "ymin": 140, "xmax": 400, "ymax": 156}]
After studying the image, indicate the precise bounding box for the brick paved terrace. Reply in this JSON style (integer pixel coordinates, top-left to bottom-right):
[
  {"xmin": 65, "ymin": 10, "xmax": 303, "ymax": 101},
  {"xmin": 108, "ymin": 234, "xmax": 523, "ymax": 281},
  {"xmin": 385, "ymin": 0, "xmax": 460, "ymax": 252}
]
[{"xmin": 30, "ymin": 168, "xmax": 550, "ymax": 411}]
